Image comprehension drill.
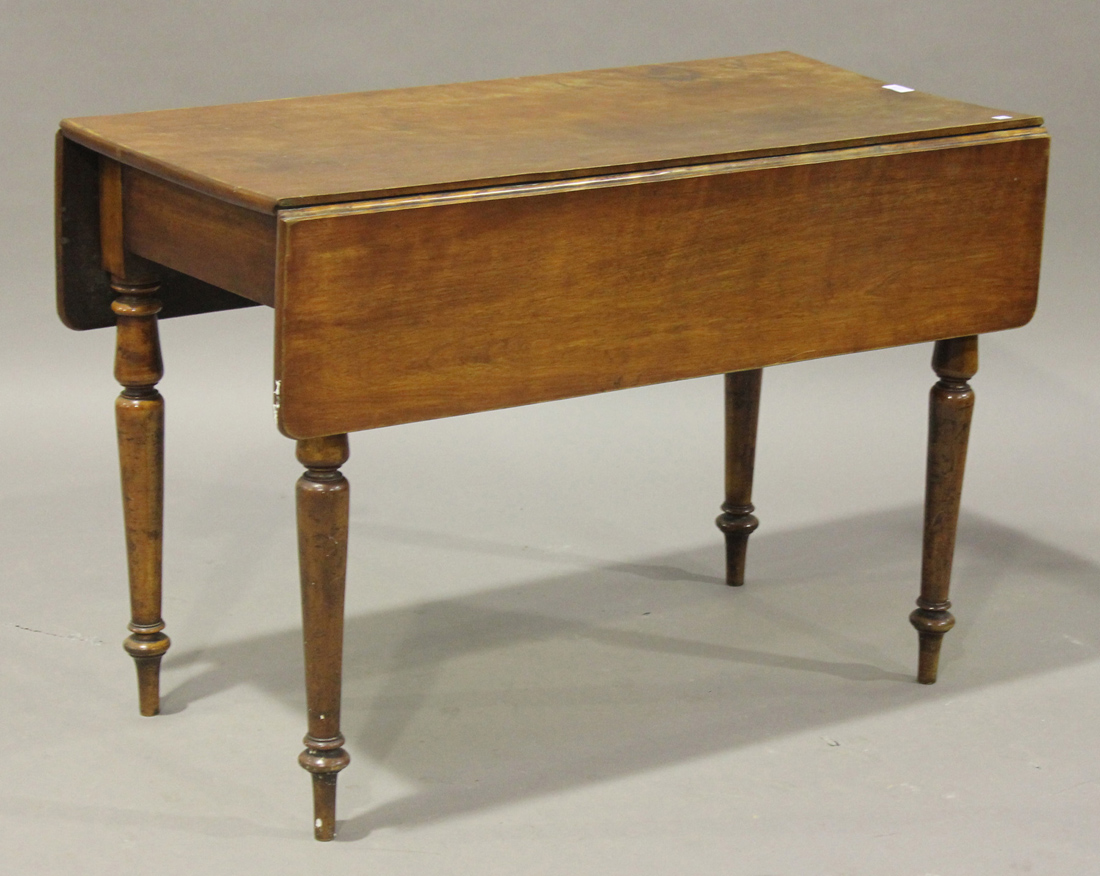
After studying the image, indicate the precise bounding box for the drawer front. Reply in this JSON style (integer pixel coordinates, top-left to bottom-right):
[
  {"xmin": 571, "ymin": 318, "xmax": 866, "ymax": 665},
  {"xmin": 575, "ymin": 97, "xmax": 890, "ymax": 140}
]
[{"xmin": 275, "ymin": 132, "xmax": 1047, "ymax": 438}]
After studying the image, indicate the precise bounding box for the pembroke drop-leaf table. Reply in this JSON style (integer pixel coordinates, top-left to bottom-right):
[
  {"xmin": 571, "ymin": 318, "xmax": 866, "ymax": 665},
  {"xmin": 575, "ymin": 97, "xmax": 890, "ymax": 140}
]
[{"xmin": 55, "ymin": 52, "xmax": 1049, "ymax": 841}]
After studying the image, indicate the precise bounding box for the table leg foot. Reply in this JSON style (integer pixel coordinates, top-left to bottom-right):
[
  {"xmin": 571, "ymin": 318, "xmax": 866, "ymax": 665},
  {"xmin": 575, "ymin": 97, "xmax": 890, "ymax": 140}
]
[
  {"xmin": 911, "ymin": 336, "xmax": 977, "ymax": 684},
  {"xmin": 716, "ymin": 369, "xmax": 762, "ymax": 587},
  {"xmin": 124, "ymin": 627, "xmax": 170, "ymax": 716},
  {"xmin": 300, "ymin": 740, "xmax": 351, "ymax": 841},
  {"xmin": 910, "ymin": 605, "xmax": 956, "ymax": 684},
  {"xmin": 296, "ymin": 434, "xmax": 351, "ymax": 840},
  {"xmin": 113, "ymin": 274, "xmax": 170, "ymax": 716}
]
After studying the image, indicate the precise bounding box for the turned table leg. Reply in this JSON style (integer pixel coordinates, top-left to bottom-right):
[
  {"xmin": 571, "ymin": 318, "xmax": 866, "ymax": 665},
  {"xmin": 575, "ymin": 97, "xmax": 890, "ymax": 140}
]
[
  {"xmin": 716, "ymin": 369, "xmax": 763, "ymax": 587},
  {"xmin": 296, "ymin": 434, "xmax": 352, "ymax": 841},
  {"xmin": 113, "ymin": 273, "xmax": 170, "ymax": 716},
  {"xmin": 911, "ymin": 336, "xmax": 978, "ymax": 684}
]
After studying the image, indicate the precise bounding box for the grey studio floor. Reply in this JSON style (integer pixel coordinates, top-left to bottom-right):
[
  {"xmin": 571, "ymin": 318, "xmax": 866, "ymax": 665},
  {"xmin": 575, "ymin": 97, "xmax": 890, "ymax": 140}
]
[{"xmin": 3, "ymin": 249, "xmax": 1100, "ymax": 874}]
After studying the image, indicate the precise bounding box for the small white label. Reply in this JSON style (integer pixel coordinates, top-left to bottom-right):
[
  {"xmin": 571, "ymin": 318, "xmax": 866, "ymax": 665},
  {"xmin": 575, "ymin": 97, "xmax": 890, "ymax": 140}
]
[
  {"xmin": 992, "ymin": 114, "xmax": 1013, "ymax": 120},
  {"xmin": 883, "ymin": 83, "xmax": 915, "ymax": 93}
]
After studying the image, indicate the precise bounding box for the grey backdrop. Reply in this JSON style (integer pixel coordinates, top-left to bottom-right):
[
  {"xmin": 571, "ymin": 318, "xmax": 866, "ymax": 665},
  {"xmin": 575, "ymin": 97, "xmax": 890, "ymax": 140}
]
[{"xmin": 2, "ymin": 2, "xmax": 1099, "ymax": 874}]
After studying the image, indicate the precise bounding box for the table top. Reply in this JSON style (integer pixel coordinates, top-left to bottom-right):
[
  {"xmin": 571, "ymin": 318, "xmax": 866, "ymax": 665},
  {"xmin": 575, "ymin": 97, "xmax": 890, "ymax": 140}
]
[{"xmin": 59, "ymin": 52, "xmax": 1040, "ymax": 214}]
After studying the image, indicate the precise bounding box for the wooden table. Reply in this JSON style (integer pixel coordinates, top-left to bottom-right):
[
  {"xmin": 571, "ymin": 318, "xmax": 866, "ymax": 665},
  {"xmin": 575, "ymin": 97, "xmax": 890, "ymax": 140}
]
[{"xmin": 55, "ymin": 52, "xmax": 1049, "ymax": 841}]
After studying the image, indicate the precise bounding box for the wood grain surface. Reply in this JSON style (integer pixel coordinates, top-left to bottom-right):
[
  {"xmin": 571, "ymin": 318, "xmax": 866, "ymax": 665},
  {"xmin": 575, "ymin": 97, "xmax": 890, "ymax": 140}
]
[
  {"xmin": 112, "ymin": 274, "xmax": 170, "ymax": 716},
  {"xmin": 295, "ymin": 434, "xmax": 352, "ymax": 841},
  {"xmin": 52, "ymin": 53, "xmax": 1052, "ymax": 842},
  {"xmin": 274, "ymin": 131, "xmax": 1048, "ymax": 438},
  {"xmin": 911, "ymin": 335, "xmax": 979, "ymax": 684},
  {"xmin": 717, "ymin": 370, "xmax": 763, "ymax": 587},
  {"xmin": 123, "ymin": 167, "xmax": 277, "ymax": 305},
  {"xmin": 59, "ymin": 52, "xmax": 1041, "ymax": 213}
]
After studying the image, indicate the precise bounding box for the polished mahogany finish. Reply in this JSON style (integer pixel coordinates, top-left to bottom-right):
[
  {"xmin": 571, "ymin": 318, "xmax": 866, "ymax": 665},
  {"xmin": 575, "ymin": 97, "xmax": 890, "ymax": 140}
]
[
  {"xmin": 911, "ymin": 335, "xmax": 979, "ymax": 684},
  {"xmin": 716, "ymin": 370, "xmax": 763, "ymax": 587},
  {"xmin": 295, "ymin": 434, "xmax": 352, "ymax": 841},
  {"xmin": 102, "ymin": 156, "xmax": 171, "ymax": 716},
  {"xmin": 59, "ymin": 52, "xmax": 1040, "ymax": 212},
  {"xmin": 272, "ymin": 131, "xmax": 1044, "ymax": 437},
  {"xmin": 111, "ymin": 270, "xmax": 169, "ymax": 717},
  {"xmin": 55, "ymin": 53, "xmax": 1048, "ymax": 840}
]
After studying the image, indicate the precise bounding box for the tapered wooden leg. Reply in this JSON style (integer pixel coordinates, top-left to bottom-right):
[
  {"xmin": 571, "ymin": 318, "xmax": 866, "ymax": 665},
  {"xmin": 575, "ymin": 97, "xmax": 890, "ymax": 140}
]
[
  {"xmin": 113, "ymin": 274, "xmax": 170, "ymax": 717},
  {"xmin": 911, "ymin": 336, "xmax": 978, "ymax": 684},
  {"xmin": 716, "ymin": 369, "xmax": 763, "ymax": 586},
  {"xmin": 296, "ymin": 434, "xmax": 351, "ymax": 841}
]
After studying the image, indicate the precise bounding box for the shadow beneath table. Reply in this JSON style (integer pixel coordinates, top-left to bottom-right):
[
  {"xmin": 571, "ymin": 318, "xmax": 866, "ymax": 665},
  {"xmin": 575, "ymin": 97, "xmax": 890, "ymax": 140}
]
[{"xmin": 161, "ymin": 504, "xmax": 1100, "ymax": 840}]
